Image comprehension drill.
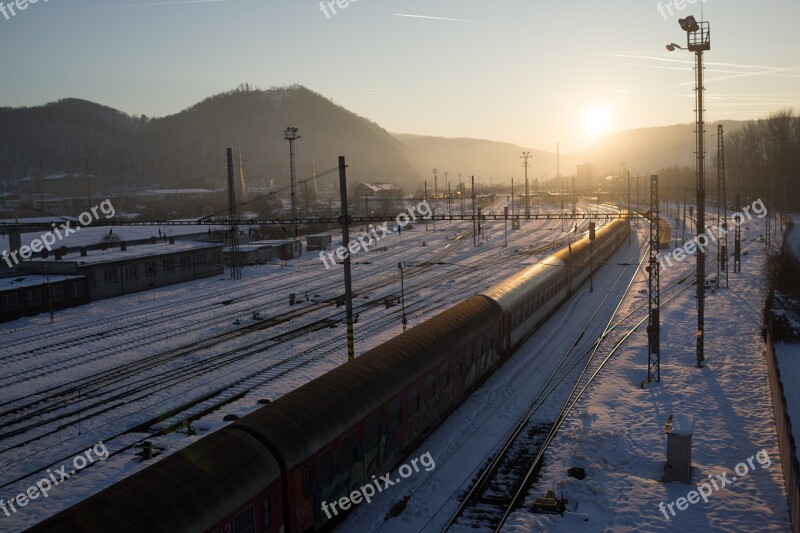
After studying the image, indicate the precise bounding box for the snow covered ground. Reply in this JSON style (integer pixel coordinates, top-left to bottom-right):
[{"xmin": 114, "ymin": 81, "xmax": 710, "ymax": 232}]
[
  {"xmin": 0, "ymin": 200, "xmax": 617, "ymax": 531},
  {"xmin": 511, "ymin": 214, "xmax": 791, "ymax": 531},
  {"xmin": 337, "ymin": 210, "xmax": 792, "ymax": 532}
]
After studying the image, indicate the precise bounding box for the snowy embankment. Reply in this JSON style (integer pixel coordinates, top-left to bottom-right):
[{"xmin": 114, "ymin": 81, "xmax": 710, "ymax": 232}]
[{"xmin": 510, "ymin": 215, "xmax": 791, "ymax": 531}]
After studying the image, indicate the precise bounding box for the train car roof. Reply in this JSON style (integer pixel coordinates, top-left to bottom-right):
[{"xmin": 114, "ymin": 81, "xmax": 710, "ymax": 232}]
[
  {"xmin": 28, "ymin": 428, "xmax": 280, "ymax": 533},
  {"xmin": 233, "ymin": 295, "xmax": 503, "ymax": 470},
  {"xmin": 479, "ymin": 255, "xmax": 566, "ymax": 313}
]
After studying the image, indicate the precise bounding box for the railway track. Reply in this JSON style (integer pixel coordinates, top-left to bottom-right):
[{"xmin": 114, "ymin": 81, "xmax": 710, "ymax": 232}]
[
  {"xmin": 445, "ymin": 236, "xmax": 726, "ymax": 532},
  {"xmin": 0, "ymin": 210, "xmax": 597, "ymax": 493}
]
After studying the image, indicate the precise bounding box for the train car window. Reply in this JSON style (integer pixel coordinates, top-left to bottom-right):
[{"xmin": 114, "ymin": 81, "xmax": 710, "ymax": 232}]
[
  {"xmin": 439, "ymin": 364, "xmax": 449, "ymax": 389},
  {"xmin": 319, "ymin": 449, "xmax": 333, "ymax": 487},
  {"xmin": 233, "ymin": 505, "xmax": 255, "ymax": 533},
  {"xmin": 366, "ymin": 415, "xmax": 380, "ymax": 450},
  {"xmin": 263, "ymin": 494, "xmax": 272, "ymax": 529},
  {"xmin": 339, "ymin": 432, "xmax": 357, "ymax": 472},
  {"xmin": 303, "ymin": 464, "xmax": 312, "ymax": 499},
  {"xmin": 408, "ymin": 385, "xmax": 420, "ymax": 415},
  {"xmin": 388, "ymin": 397, "xmax": 401, "ymax": 431},
  {"xmin": 424, "ymin": 373, "xmax": 435, "ymax": 400}
]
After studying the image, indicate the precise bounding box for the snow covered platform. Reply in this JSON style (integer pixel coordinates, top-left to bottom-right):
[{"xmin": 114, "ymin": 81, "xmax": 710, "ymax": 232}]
[{"xmin": 513, "ymin": 217, "xmax": 791, "ymax": 531}]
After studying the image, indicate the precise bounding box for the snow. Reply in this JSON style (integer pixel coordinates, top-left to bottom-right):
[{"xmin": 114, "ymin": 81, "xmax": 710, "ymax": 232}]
[
  {"xmin": 338, "ymin": 209, "xmax": 792, "ymax": 532},
  {"xmin": 665, "ymin": 414, "xmax": 695, "ymax": 437},
  {"xmin": 0, "ymin": 200, "xmax": 612, "ymax": 531},
  {"xmin": 0, "ymin": 223, "xmax": 225, "ymax": 254},
  {"xmin": 4, "ymin": 202, "xmax": 791, "ymax": 532},
  {"xmin": 508, "ymin": 213, "xmax": 790, "ymax": 531}
]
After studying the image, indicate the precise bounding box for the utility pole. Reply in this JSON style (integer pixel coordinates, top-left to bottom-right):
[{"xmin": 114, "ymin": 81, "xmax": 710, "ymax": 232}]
[
  {"xmin": 694, "ymin": 38, "xmax": 707, "ymax": 369},
  {"xmin": 424, "ymin": 181, "xmax": 428, "ymax": 232},
  {"xmin": 511, "ymin": 178, "xmax": 515, "ymax": 217},
  {"xmin": 459, "ymin": 174, "xmax": 464, "ymax": 214},
  {"xmin": 337, "ymin": 156, "xmax": 356, "ymax": 361},
  {"xmin": 445, "ymin": 172, "xmax": 450, "ymax": 216},
  {"xmin": 504, "ymin": 206, "xmax": 508, "ymax": 247},
  {"xmin": 226, "ymin": 148, "xmax": 241, "ymax": 280},
  {"xmin": 734, "ymin": 193, "xmax": 742, "ymax": 272},
  {"xmin": 472, "ymin": 176, "xmax": 476, "ymax": 247},
  {"xmin": 522, "ymin": 151, "xmax": 531, "ymax": 218},
  {"xmin": 237, "ymin": 146, "xmax": 248, "ymax": 204},
  {"xmin": 627, "ymin": 170, "xmax": 632, "ymax": 245},
  {"xmin": 667, "ymin": 15, "xmax": 710, "ymax": 368},
  {"xmin": 717, "ymin": 125, "xmax": 728, "ymax": 288},
  {"xmin": 644, "ymin": 174, "xmax": 661, "ymax": 386},
  {"xmin": 432, "ymin": 169, "xmax": 438, "ymax": 229},
  {"xmin": 85, "ymin": 154, "xmax": 92, "ymax": 213},
  {"xmin": 398, "ymin": 262, "xmax": 407, "ymax": 332},
  {"xmin": 284, "ymin": 127, "xmax": 300, "ymax": 238}
]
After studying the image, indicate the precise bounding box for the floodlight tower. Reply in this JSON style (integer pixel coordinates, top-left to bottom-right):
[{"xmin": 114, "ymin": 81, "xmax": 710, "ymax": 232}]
[
  {"xmin": 284, "ymin": 127, "xmax": 301, "ymax": 238},
  {"xmin": 667, "ymin": 14, "xmax": 710, "ymax": 368}
]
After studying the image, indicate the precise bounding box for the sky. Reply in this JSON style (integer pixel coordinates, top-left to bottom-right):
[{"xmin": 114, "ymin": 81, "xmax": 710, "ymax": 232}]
[{"xmin": 0, "ymin": 0, "xmax": 798, "ymax": 153}]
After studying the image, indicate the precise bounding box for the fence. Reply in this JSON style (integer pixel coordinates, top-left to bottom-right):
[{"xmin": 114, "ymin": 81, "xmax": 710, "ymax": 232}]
[{"xmin": 764, "ymin": 327, "xmax": 800, "ymax": 533}]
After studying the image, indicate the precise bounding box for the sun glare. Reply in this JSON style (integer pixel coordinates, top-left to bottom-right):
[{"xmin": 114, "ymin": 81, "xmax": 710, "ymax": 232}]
[{"xmin": 584, "ymin": 106, "xmax": 611, "ymax": 138}]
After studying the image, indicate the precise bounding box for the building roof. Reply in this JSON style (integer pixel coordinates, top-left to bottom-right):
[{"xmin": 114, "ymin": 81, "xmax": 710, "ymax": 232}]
[
  {"xmin": 0, "ymin": 274, "xmax": 84, "ymax": 292},
  {"xmin": 137, "ymin": 189, "xmax": 216, "ymax": 195},
  {"xmin": 248, "ymin": 240, "xmax": 302, "ymax": 246},
  {"xmin": 357, "ymin": 183, "xmax": 401, "ymax": 193},
  {"xmin": 28, "ymin": 241, "xmax": 222, "ymax": 267}
]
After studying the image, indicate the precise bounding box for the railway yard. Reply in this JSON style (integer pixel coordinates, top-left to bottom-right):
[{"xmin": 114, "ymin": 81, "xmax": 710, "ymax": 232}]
[{"xmin": 0, "ymin": 199, "xmax": 793, "ymax": 532}]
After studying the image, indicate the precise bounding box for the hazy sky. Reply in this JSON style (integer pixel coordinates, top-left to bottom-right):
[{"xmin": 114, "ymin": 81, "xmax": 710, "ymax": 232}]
[{"xmin": 1, "ymin": 0, "xmax": 798, "ymax": 152}]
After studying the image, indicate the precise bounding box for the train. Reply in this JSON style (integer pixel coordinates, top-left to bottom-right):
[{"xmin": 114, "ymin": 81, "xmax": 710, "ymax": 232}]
[{"xmin": 30, "ymin": 217, "xmax": 629, "ymax": 533}]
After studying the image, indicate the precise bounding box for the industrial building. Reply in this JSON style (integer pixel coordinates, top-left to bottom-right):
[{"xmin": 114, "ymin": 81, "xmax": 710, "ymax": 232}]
[
  {"xmin": 0, "ymin": 274, "xmax": 89, "ymax": 323},
  {"xmin": 24, "ymin": 239, "xmax": 224, "ymax": 300}
]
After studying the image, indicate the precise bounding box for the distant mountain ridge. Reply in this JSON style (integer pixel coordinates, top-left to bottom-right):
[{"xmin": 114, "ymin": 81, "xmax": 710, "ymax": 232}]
[
  {"xmin": 0, "ymin": 85, "xmax": 420, "ymax": 191},
  {"xmin": 0, "ymin": 85, "xmax": 750, "ymax": 192}
]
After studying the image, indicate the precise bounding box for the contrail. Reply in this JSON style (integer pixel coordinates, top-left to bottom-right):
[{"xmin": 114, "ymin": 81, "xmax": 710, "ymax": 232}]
[{"xmin": 392, "ymin": 13, "xmax": 474, "ymax": 23}]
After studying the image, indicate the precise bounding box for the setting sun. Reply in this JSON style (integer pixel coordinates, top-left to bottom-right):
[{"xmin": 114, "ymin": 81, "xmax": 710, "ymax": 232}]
[{"xmin": 584, "ymin": 106, "xmax": 611, "ymax": 137}]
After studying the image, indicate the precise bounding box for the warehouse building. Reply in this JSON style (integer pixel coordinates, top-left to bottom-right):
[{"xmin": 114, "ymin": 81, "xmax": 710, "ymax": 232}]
[{"xmin": 25, "ymin": 239, "xmax": 224, "ymax": 300}]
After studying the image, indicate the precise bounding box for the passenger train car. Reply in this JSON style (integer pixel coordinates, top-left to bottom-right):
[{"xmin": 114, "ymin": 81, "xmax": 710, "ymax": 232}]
[{"xmin": 30, "ymin": 218, "xmax": 628, "ymax": 533}]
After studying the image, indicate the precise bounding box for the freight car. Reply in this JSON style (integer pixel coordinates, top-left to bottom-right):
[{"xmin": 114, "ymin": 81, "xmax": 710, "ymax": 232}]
[{"xmin": 29, "ymin": 218, "xmax": 628, "ymax": 533}]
